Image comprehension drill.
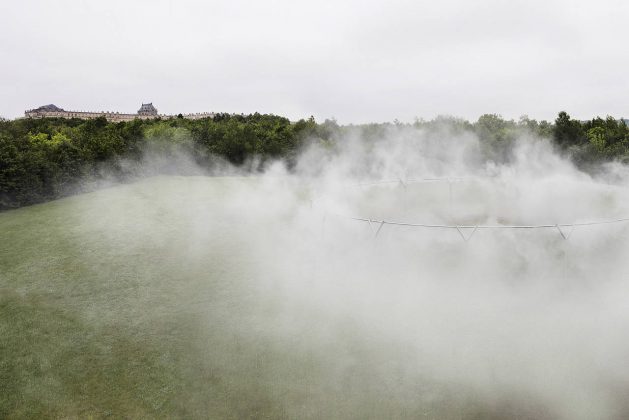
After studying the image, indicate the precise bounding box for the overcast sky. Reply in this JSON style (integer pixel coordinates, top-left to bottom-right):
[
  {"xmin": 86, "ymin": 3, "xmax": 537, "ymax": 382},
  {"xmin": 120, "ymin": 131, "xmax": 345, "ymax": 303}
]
[{"xmin": 1, "ymin": 0, "xmax": 628, "ymax": 123}]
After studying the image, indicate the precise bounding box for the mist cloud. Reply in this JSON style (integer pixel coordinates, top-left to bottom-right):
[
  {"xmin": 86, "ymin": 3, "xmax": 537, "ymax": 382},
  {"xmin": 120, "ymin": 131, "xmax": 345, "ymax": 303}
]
[{"xmin": 69, "ymin": 123, "xmax": 629, "ymax": 419}]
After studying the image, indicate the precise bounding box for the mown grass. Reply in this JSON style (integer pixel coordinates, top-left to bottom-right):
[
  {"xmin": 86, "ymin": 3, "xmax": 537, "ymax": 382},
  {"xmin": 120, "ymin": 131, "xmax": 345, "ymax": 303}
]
[
  {"xmin": 0, "ymin": 176, "xmax": 554, "ymax": 419},
  {"xmin": 1, "ymin": 177, "xmax": 261, "ymax": 418}
]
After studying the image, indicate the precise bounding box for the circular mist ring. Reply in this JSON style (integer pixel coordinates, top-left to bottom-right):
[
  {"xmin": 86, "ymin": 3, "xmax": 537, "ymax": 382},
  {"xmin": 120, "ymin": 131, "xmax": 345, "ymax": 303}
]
[{"xmin": 311, "ymin": 177, "xmax": 629, "ymax": 240}]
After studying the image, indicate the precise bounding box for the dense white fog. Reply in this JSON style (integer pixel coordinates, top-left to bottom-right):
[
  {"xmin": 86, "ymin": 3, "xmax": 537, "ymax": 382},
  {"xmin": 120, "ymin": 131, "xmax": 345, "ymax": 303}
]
[{"xmin": 77, "ymin": 125, "xmax": 629, "ymax": 418}]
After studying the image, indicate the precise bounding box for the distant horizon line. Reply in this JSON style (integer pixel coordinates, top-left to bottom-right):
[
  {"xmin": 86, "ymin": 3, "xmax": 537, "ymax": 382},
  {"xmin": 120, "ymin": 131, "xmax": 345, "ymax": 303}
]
[{"xmin": 6, "ymin": 102, "xmax": 629, "ymax": 125}]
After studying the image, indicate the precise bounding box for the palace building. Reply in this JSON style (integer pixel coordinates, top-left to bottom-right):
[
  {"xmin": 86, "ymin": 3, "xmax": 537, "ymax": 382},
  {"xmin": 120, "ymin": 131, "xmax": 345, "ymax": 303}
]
[{"xmin": 24, "ymin": 103, "xmax": 214, "ymax": 122}]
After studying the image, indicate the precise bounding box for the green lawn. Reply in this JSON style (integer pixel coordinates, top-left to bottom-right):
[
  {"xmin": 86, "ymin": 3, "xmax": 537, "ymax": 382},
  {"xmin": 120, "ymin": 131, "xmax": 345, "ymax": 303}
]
[{"xmin": 0, "ymin": 176, "xmax": 553, "ymax": 419}]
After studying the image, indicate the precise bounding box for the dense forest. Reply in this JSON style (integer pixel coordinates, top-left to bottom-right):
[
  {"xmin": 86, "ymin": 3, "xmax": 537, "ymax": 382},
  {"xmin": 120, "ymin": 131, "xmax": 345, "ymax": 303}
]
[{"xmin": 1, "ymin": 112, "xmax": 628, "ymax": 210}]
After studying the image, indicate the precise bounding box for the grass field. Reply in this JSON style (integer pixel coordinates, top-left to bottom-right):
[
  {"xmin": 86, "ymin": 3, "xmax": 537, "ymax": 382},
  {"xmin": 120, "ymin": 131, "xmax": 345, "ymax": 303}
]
[
  {"xmin": 2, "ymin": 175, "xmax": 623, "ymax": 419},
  {"xmin": 0, "ymin": 176, "xmax": 441, "ymax": 419}
]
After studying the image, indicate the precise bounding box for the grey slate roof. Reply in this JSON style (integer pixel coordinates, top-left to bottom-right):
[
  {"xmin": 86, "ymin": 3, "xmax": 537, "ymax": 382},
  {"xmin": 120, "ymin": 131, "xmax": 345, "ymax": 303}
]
[
  {"xmin": 35, "ymin": 104, "xmax": 65, "ymax": 112},
  {"xmin": 138, "ymin": 103, "xmax": 158, "ymax": 115}
]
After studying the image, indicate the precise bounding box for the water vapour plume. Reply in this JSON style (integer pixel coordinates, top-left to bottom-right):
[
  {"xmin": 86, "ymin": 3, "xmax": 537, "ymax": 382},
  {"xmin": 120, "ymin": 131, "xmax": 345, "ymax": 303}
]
[
  {"xmin": 56, "ymin": 122, "xmax": 629, "ymax": 419},
  {"xmin": 217, "ymin": 124, "xmax": 629, "ymax": 419}
]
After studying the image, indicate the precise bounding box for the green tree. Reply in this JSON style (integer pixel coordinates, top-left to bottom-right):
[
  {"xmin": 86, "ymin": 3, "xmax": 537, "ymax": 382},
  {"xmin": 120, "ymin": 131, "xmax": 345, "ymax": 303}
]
[
  {"xmin": 553, "ymin": 111, "xmax": 585, "ymax": 148},
  {"xmin": 587, "ymin": 127, "xmax": 606, "ymax": 152}
]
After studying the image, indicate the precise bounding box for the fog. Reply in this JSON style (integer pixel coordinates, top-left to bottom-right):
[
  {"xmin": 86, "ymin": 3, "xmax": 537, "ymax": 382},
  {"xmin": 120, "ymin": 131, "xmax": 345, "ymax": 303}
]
[{"xmin": 75, "ymin": 125, "xmax": 629, "ymax": 418}]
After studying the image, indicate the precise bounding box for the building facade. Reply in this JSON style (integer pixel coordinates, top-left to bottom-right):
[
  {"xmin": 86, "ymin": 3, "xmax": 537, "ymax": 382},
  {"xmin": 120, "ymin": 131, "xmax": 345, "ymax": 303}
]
[{"xmin": 24, "ymin": 103, "xmax": 214, "ymax": 122}]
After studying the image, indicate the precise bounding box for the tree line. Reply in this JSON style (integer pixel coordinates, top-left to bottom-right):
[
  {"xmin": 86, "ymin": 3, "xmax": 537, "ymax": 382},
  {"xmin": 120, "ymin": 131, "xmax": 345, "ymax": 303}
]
[{"xmin": 1, "ymin": 112, "xmax": 628, "ymax": 210}]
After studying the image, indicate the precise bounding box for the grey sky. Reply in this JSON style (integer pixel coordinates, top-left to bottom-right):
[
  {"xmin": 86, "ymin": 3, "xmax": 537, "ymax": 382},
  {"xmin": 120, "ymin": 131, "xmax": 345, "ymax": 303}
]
[{"xmin": 1, "ymin": 0, "xmax": 628, "ymax": 123}]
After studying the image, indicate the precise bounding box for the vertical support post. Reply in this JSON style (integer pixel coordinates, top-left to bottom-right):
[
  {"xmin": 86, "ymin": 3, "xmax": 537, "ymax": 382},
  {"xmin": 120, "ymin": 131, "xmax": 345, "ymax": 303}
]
[
  {"xmin": 455, "ymin": 225, "xmax": 478, "ymax": 242},
  {"xmin": 555, "ymin": 224, "xmax": 575, "ymax": 240},
  {"xmin": 374, "ymin": 221, "xmax": 386, "ymax": 238}
]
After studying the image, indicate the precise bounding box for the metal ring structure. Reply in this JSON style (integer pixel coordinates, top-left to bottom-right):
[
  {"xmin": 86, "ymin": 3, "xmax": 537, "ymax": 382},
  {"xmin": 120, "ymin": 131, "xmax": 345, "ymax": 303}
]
[{"xmin": 313, "ymin": 177, "xmax": 629, "ymax": 241}]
